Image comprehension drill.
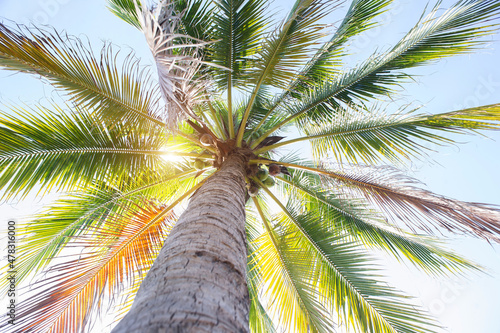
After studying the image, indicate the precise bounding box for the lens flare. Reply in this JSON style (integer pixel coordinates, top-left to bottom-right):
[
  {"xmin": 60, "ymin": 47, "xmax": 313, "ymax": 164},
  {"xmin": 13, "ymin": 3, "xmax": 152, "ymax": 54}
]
[{"xmin": 160, "ymin": 153, "xmax": 185, "ymax": 163}]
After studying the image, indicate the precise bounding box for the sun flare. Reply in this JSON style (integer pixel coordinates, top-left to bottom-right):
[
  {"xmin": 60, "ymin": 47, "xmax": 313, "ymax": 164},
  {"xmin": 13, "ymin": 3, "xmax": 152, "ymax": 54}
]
[{"xmin": 160, "ymin": 152, "xmax": 186, "ymax": 163}]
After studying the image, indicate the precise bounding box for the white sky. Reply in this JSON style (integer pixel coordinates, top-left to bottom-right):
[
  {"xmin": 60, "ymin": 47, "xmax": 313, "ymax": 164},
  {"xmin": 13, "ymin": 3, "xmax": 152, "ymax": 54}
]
[{"xmin": 0, "ymin": 0, "xmax": 499, "ymax": 332}]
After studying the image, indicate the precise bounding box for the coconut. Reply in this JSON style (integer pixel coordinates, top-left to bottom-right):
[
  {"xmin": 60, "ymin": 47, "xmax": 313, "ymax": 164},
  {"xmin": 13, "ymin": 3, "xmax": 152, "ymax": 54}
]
[
  {"xmin": 193, "ymin": 159, "xmax": 205, "ymax": 170},
  {"xmin": 248, "ymin": 184, "xmax": 259, "ymax": 197},
  {"xmin": 263, "ymin": 176, "xmax": 275, "ymax": 187},
  {"xmin": 256, "ymin": 168, "xmax": 269, "ymax": 181}
]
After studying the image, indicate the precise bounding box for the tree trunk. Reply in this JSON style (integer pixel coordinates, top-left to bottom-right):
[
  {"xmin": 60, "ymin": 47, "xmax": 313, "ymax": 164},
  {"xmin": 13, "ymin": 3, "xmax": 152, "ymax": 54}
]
[{"xmin": 112, "ymin": 154, "xmax": 250, "ymax": 333}]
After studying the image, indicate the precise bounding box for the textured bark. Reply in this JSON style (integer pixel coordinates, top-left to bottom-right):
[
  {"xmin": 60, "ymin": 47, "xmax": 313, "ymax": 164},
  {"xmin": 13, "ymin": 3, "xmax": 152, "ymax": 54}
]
[{"xmin": 112, "ymin": 154, "xmax": 250, "ymax": 333}]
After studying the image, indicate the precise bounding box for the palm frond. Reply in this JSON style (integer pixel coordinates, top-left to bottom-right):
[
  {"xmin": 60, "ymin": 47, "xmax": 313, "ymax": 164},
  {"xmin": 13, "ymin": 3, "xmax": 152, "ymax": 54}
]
[
  {"xmin": 175, "ymin": 0, "xmax": 214, "ymax": 42},
  {"xmin": 251, "ymin": 197, "xmax": 334, "ymax": 333},
  {"xmin": 276, "ymin": 170, "xmax": 479, "ymax": 276},
  {"xmin": 240, "ymin": 86, "xmax": 289, "ymax": 141},
  {"xmin": 246, "ymin": 208, "xmax": 278, "ymax": 333},
  {"xmin": 322, "ymin": 164, "xmax": 500, "ymax": 241},
  {"xmin": 256, "ymin": 103, "xmax": 500, "ymax": 164},
  {"xmin": 272, "ymin": 0, "xmax": 392, "ymax": 109},
  {"xmin": 211, "ymin": 0, "xmax": 268, "ymax": 137},
  {"xmin": 260, "ymin": 159, "xmax": 500, "ymax": 241},
  {"xmin": 262, "ymin": 0, "xmax": 500, "ymax": 137},
  {"xmin": 251, "ymin": 0, "xmax": 339, "ymax": 89},
  {"xmin": 298, "ymin": 0, "xmax": 393, "ymax": 83},
  {"xmin": 277, "ymin": 207, "xmax": 440, "ymax": 333},
  {"xmin": 107, "ymin": 0, "xmax": 142, "ymax": 28},
  {"xmin": 0, "ymin": 23, "xmax": 163, "ymax": 127},
  {"xmin": 236, "ymin": 0, "xmax": 340, "ymax": 145},
  {"xmin": 254, "ymin": 190, "xmax": 439, "ymax": 333},
  {"xmin": 211, "ymin": 0, "xmax": 268, "ymax": 88},
  {"xmin": 135, "ymin": 0, "xmax": 222, "ymax": 128},
  {"xmin": 247, "ymin": 265, "xmax": 277, "ymax": 333},
  {"xmin": 0, "ymin": 105, "xmax": 166, "ymax": 199},
  {"xmin": 1, "ymin": 168, "xmax": 197, "ymax": 289},
  {"xmin": 262, "ymin": 0, "xmax": 393, "ymax": 123},
  {"xmin": 8, "ymin": 174, "xmax": 212, "ymax": 332},
  {"xmin": 9, "ymin": 202, "xmax": 176, "ymax": 333},
  {"xmin": 112, "ymin": 268, "xmax": 147, "ymax": 325}
]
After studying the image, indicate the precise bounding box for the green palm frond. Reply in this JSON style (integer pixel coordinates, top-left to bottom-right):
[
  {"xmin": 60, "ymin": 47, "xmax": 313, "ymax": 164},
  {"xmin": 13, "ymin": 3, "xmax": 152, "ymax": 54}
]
[
  {"xmin": 198, "ymin": 98, "xmax": 231, "ymax": 138},
  {"xmin": 192, "ymin": 102, "xmax": 223, "ymax": 139},
  {"xmin": 252, "ymin": 0, "xmax": 393, "ymax": 134},
  {"xmin": 258, "ymin": 0, "xmax": 500, "ymax": 139},
  {"xmin": 211, "ymin": 0, "xmax": 268, "ymax": 88},
  {"xmin": 240, "ymin": 86, "xmax": 289, "ymax": 141},
  {"xmin": 236, "ymin": 0, "xmax": 339, "ymax": 144},
  {"xmin": 247, "ymin": 262, "xmax": 277, "ymax": 333},
  {"xmin": 304, "ymin": 103, "xmax": 500, "ymax": 164},
  {"xmin": 256, "ymin": 103, "xmax": 500, "ymax": 164},
  {"xmin": 250, "ymin": 0, "xmax": 337, "ymax": 88},
  {"xmin": 298, "ymin": 0, "xmax": 393, "ymax": 82},
  {"xmin": 210, "ymin": 0, "xmax": 268, "ymax": 136},
  {"xmin": 277, "ymin": 208, "xmax": 439, "ymax": 333},
  {"xmin": 0, "ymin": 105, "xmax": 167, "ymax": 199},
  {"xmin": 254, "ymin": 191, "xmax": 438, "ymax": 333},
  {"xmin": 276, "ymin": 169, "xmax": 479, "ymax": 276},
  {"xmin": 175, "ymin": 0, "xmax": 214, "ymax": 42},
  {"xmin": 107, "ymin": 0, "xmax": 142, "ymax": 28},
  {"xmin": 0, "ymin": 23, "xmax": 164, "ymax": 127}
]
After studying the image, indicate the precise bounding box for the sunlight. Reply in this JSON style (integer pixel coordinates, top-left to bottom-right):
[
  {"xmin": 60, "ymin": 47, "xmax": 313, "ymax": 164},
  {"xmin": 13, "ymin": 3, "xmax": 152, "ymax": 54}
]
[{"xmin": 160, "ymin": 152, "xmax": 186, "ymax": 163}]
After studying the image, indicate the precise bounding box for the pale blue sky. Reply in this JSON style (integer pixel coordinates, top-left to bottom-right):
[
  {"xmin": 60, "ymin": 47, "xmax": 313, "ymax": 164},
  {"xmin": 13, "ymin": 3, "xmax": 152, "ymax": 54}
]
[{"xmin": 0, "ymin": 1, "xmax": 499, "ymax": 332}]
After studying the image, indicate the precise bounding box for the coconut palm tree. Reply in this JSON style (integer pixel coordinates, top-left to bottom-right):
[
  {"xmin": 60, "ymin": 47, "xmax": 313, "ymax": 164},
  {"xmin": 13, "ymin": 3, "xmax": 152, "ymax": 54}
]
[{"xmin": 1, "ymin": 0, "xmax": 500, "ymax": 332}]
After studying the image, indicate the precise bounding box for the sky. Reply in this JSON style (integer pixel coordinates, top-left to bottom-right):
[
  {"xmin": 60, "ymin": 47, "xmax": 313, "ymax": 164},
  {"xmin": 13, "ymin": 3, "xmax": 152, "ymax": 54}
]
[{"xmin": 0, "ymin": 0, "xmax": 499, "ymax": 332}]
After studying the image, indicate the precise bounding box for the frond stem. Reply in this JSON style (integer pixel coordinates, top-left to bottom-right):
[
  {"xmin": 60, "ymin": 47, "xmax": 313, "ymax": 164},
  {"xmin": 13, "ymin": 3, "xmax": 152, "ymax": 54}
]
[
  {"xmin": 253, "ymin": 120, "xmax": 415, "ymax": 154},
  {"xmin": 228, "ymin": 75, "xmax": 235, "ymax": 138},
  {"xmin": 250, "ymin": 159, "xmax": 367, "ymax": 188}
]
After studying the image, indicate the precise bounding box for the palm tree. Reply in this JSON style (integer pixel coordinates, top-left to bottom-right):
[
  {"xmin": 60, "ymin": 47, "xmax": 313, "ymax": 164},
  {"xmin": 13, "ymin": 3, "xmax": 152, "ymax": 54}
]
[{"xmin": 1, "ymin": 0, "xmax": 500, "ymax": 332}]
